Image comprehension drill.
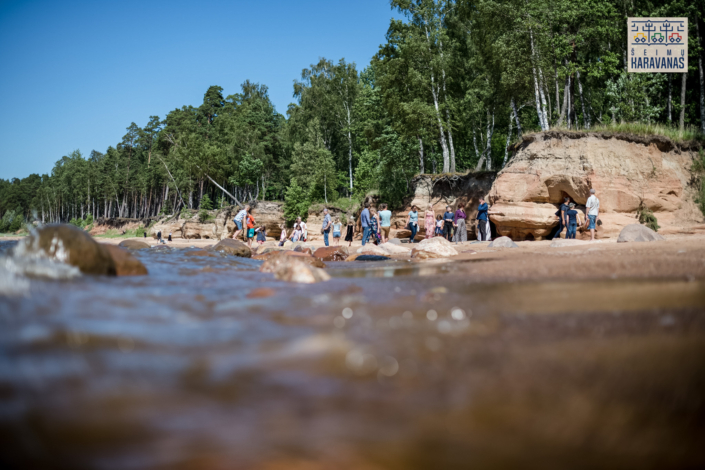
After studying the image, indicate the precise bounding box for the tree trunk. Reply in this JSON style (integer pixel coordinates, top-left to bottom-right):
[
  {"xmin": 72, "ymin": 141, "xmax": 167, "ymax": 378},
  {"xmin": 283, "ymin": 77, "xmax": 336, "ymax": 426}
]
[
  {"xmin": 438, "ymin": 39, "xmax": 456, "ymax": 172},
  {"xmin": 417, "ymin": 135, "xmax": 425, "ymax": 174},
  {"xmin": 485, "ymin": 110, "xmax": 495, "ymax": 170},
  {"xmin": 667, "ymin": 73, "xmax": 672, "ymax": 123},
  {"xmin": 529, "ymin": 28, "xmax": 548, "ymax": 131},
  {"xmin": 576, "ymin": 69, "xmax": 590, "ymax": 129},
  {"xmin": 511, "ymin": 97, "xmax": 523, "ymax": 138},
  {"xmin": 696, "ymin": 18, "xmax": 705, "ymax": 135},
  {"xmin": 503, "ymin": 107, "xmax": 514, "ymax": 168},
  {"xmin": 423, "ymin": 24, "xmax": 450, "ymax": 172},
  {"xmin": 680, "ymin": 71, "xmax": 687, "ymax": 132},
  {"xmin": 557, "ymin": 68, "xmax": 570, "ymax": 127},
  {"xmin": 570, "ymin": 73, "xmax": 576, "ymax": 129},
  {"xmin": 538, "ymin": 66, "xmax": 550, "ymax": 128}
]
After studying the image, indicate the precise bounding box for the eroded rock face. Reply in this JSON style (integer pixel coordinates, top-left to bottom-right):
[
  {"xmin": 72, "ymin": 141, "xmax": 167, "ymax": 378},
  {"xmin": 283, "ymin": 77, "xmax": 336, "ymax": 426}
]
[
  {"xmin": 617, "ymin": 224, "xmax": 666, "ymax": 243},
  {"xmin": 14, "ymin": 225, "xmax": 117, "ymax": 275},
  {"xmin": 489, "ymin": 132, "xmax": 702, "ymax": 240},
  {"xmin": 313, "ymin": 246, "xmax": 349, "ymax": 262},
  {"xmin": 488, "ymin": 236, "xmax": 519, "ymax": 248},
  {"xmin": 212, "ymin": 239, "xmax": 252, "ymax": 258},
  {"xmin": 259, "ymin": 253, "xmax": 330, "ymax": 283},
  {"xmin": 182, "ymin": 222, "xmax": 218, "ymax": 239},
  {"xmin": 118, "ymin": 240, "xmax": 150, "ymax": 250}
]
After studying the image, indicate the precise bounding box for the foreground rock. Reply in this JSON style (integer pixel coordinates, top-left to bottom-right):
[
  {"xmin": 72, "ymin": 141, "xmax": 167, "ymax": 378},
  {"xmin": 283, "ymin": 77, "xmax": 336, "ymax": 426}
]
[
  {"xmin": 212, "ymin": 239, "xmax": 252, "ymax": 258},
  {"xmin": 617, "ymin": 224, "xmax": 666, "ymax": 243},
  {"xmin": 13, "ymin": 224, "xmax": 147, "ymax": 276},
  {"xmin": 313, "ymin": 246, "xmax": 349, "ymax": 261},
  {"xmin": 357, "ymin": 244, "xmax": 389, "ymax": 256},
  {"xmin": 102, "ymin": 245, "xmax": 149, "ymax": 276},
  {"xmin": 118, "ymin": 240, "xmax": 150, "ymax": 250},
  {"xmin": 488, "ymin": 236, "xmax": 519, "ymax": 248},
  {"xmin": 14, "ymin": 225, "xmax": 117, "ymax": 275},
  {"xmin": 379, "ymin": 243, "xmax": 412, "ymax": 256},
  {"xmin": 259, "ymin": 252, "xmax": 330, "ymax": 283}
]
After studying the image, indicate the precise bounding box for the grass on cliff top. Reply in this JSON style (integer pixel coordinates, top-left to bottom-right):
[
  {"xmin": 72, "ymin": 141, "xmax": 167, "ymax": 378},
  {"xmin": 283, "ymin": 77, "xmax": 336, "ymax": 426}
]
[{"xmin": 522, "ymin": 122, "xmax": 704, "ymax": 145}]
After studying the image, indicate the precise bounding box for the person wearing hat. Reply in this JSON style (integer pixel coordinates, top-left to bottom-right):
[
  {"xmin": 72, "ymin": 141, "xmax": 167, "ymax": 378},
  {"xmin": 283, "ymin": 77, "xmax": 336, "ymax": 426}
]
[{"xmin": 564, "ymin": 202, "xmax": 582, "ymax": 239}]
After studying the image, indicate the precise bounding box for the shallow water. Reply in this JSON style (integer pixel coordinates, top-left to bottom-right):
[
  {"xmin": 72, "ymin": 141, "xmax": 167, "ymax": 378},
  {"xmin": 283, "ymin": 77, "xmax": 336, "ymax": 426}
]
[{"xmin": 1, "ymin": 240, "xmax": 704, "ymax": 469}]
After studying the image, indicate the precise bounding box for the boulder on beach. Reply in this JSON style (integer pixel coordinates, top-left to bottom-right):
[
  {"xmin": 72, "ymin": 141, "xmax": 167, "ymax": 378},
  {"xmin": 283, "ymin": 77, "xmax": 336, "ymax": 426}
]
[
  {"xmin": 411, "ymin": 237, "xmax": 459, "ymax": 258},
  {"xmin": 379, "ymin": 243, "xmax": 412, "ymax": 256},
  {"xmin": 357, "ymin": 244, "xmax": 389, "ymax": 256},
  {"xmin": 212, "ymin": 239, "xmax": 252, "ymax": 258},
  {"xmin": 293, "ymin": 245, "xmax": 313, "ymax": 255},
  {"xmin": 617, "ymin": 224, "xmax": 665, "ymax": 243},
  {"xmin": 118, "ymin": 240, "xmax": 150, "ymax": 250},
  {"xmin": 313, "ymin": 246, "xmax": 349, "ymax": 261},
  {"xmin": 102, "ymin": 245, "xmax": 149, "ymax": 276},
  {"xmin": 14, "ymin": 224, "xmax": 118, "ymax": 275},
  {"xmin": 488, "ymin": 236, "xmax": 518, "ymax": 248},
  {"xmin": 260, "ymin": 253, "xmax": 330, "ymax": 283},
  {"xmin": 387, "ymin": 238, "xmax": 402, "ymax": 245}
]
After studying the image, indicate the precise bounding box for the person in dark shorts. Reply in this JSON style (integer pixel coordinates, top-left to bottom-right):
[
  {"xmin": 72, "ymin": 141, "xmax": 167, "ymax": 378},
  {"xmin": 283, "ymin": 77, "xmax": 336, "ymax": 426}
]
[
  {"xmin": 564, "ymin": 203, "xmax": 582, "ymax": 239},
  {"xmin": 553, "ymin": 197, "xmax": 571, "ymax": 239},
  {"xmin": 443, "ymin": 205, "xmax": 455, "ymax": 242}
]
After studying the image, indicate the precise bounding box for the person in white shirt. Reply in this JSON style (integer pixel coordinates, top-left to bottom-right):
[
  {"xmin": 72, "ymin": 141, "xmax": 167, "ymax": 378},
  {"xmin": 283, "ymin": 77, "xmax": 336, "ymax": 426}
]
[
  {"xmin": 232, "ymin": 204, "xmax": 249, "ymax": 240},
  {"xmin": 585, "ymin": 189, "xmax": 600, "ymax": 241},
  {"xmin": 296, "ymin": 217, "xmax": 308, "ymax": 242}
]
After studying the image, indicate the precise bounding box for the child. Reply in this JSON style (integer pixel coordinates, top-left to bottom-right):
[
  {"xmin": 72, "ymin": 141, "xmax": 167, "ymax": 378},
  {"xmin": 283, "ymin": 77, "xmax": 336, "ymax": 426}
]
[
  {"xmin": 246, "ymin": 212, "xmax": 256, "ymax": 247},
  {"xmin": 435, "ymin": 215, "xmax": 443, "ymax": 237},
  {"xmin": 255, "ymin": 225, "xmax": 267, "ymax": 245},
  {"xmin": 344, "ymin": 217, "xmax": 355, "ymax": 247},
  {"xmin": 278, "ymin": 223, "xmax": 288, "ymax": 247},
  {"xmin": 291, "ymin": 223, "xmax": 302, "ymax": 243},
  {"xmin": 332, "ymin": 217, "xmax": 342, "ymax": 246}
]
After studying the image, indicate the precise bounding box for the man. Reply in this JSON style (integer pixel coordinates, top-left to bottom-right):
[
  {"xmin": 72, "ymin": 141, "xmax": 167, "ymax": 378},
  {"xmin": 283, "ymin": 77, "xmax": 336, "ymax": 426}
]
[
  {"xmin": 564, "ymin": 203, "xmax": 582, "ymax": 239},
  {"xmin": 322, "ymin": 208, "xmax": 332, "ymax": 246},
  {"xmin": 476, "ymin": 197, "xmax": 489, "ymax": 241},
  {"xmin": 232, "ymin": 204, "xmax": 249, "ymax": 240},
  {"xmin": 360, "ymin": 203, "xmax": 371, "ymax": 246},
  {"xmin": 443, "ymin": 205, "xmax": 455, "ymax": 242},
  {"xmin": 585, "ymin": 188, "xmax": 600, "ymax": 241},
  {"xmin": 378, "ymin": 203, "xmax": 392, "ymax": 243},
  {"xmin": 553, "ymin": 197, "xmax": 571, "ymax": 240}
]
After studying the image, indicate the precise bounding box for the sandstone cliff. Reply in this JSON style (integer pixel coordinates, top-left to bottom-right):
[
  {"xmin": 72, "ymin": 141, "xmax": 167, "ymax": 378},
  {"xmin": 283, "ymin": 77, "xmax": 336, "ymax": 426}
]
[{"xmin": 489, "ymin": 131, "xmax": 704, "ymax": 239}]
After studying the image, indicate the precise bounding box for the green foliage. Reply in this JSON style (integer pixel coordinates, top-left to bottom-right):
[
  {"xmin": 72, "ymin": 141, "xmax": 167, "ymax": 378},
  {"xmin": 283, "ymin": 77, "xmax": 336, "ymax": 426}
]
[
  {"xmin": 0, "ymin": 210, "xmax": 15, "ymax": 232},
  {"xmin": 135, "ymin": 226, "xmax": 146, "ymax": 237},
  {"xmin": 637, "ymin": 204, "xmax": 660, "ymax": 232},
  {"xmin": 9, "ymin": 215, "xmax": 23, "ymax": 233},
  {"xmin": 199, "ymin": 194, "xmax": 213, "ymax": 210},
  {"xmin": 693, "ymin": 151, "xmax": 705, "ymax": 217},
  {"xmin": 85, "ymin": 214, "xmax": 94, "ymax": 226},
  {"xmin": 283, "ymin": 181, "xmax": 310, "ymax": 223}
]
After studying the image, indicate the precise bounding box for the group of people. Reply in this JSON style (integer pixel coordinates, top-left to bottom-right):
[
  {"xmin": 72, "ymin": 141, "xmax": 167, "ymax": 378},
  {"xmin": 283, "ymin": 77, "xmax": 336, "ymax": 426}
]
[
  {"xmin": 230, "ymin": 191, "xmax": 599, "ymax": 247},
  {"xmin": 553, "ymin": 188, "xmax": 600, "ymax": 241},
  {"xmin": 232, "ymin": 204, "xmax": 267, "ymax": 247}
]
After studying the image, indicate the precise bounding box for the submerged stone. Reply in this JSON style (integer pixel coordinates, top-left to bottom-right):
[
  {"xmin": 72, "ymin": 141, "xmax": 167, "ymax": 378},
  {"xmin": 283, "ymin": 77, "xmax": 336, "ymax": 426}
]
[
  {"xmin": 102, "ymin": 245, "xmax": 148, "ymax": 276},
  {"xmin": 313, "ymin": 246, "xmax": 349, "ymax": 261},
  {"xmin": 259, "ymin": 253, "xmax": 330, "ymax": 283},
  {"xmin": 212, "ymin": 239, "xmax": 252, "ymax": 257},
  {"xmin": 118, "ymin": 240, "xmax": 150, "ymax": 250}
]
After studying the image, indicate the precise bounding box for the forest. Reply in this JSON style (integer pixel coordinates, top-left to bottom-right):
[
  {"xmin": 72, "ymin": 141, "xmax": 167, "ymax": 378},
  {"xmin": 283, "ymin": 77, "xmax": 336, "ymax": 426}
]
[{"xmin": 1, "ymin": 0, "xmax": 704, "ymax": 232}]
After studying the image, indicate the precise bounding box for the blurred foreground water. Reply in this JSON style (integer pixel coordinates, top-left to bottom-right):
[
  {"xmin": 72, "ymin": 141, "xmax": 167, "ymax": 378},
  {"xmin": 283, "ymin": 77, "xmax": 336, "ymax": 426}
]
[{"xmin": 0, "ymin": 240, "xmax": 704, "ymax": 469}]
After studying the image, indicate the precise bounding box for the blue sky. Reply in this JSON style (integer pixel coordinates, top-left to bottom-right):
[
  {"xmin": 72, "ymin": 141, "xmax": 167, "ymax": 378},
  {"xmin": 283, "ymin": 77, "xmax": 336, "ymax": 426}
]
[{"xmin": 0, "ymin": 0, "xmax": 400, "ymax": 180}]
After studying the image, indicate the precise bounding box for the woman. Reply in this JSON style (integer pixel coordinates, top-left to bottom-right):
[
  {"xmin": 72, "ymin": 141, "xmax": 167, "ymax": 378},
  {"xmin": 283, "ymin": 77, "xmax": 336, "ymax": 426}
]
[
  {"xmin": 296, "ymin": 217, "xmax": 308, "ymax": 242},
  {"xmin": 452, "ymin": 204, "xmax": 467, "ymax": 243},
  {"xmin": 344, "ymin": 216, "xmax": 355, "ymax": 247},
  {"xmin": 405, "ymin": 205, "xmax": 419, "ymax": 243},
  {"xmin": 369, "ymin": 208, "xmax": 381, "ymax": 245},
  {"xmin": 424, "ymin": 205, "xmax": 436, "ymax": 239},
  {"xmin": 290, "ymin": 222, "xmax": 302, "ymax": 242}
]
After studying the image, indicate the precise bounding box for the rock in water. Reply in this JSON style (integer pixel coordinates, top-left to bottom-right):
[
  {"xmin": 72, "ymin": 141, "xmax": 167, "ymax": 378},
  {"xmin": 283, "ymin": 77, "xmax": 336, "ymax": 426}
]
[
  {"xmin": 411, "ymin": 238, "xmax": 459, "ymax": 258},
  {"xmin": 617, "ymin": 224, "xmax": 665, "ymax": 243},
  {"xmin": 102, "ymin": 245, "xmax": 148, "ymax": 276},
  {"xmin": 488, "ymin": 236, "xmax": 519, "ymax": 248},
  {"xmin": 293, "ymin": 245, "xmax": 313, "ymax": 255},
  {"xmin": 313, "ymin": 246, "xmax": 349, "ymax": 261},
  {"xmin": 118, "ymin": 240, "xmax": 150, "ymax": 250},
  {"xmin": 260, "ymin": 253, "xmax": 330, "ymax": 283},
  {"xmin": 212, "ymin": 239, "xmax": 252, "ymax": 258},
  {"xmin": 14, "ymin": 224, "xmax": 117, "ymax": 275}
]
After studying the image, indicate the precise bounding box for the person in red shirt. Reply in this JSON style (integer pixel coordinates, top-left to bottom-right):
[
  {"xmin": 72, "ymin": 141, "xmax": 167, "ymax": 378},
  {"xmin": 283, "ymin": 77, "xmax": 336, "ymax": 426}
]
[{"xmin": 246, "ymin": 208, "xmax": 256, "ymax": 248}]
